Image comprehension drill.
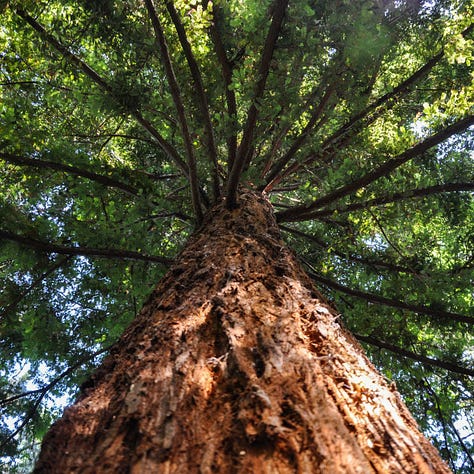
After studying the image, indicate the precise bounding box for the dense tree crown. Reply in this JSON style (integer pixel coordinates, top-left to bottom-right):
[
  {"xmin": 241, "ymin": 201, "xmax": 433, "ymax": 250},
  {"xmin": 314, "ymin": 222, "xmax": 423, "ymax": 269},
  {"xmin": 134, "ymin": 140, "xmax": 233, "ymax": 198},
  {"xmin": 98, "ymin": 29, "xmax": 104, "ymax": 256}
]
[{"xmin": 0, "ymin": 0, "xmax": 472, "ymax": 471}]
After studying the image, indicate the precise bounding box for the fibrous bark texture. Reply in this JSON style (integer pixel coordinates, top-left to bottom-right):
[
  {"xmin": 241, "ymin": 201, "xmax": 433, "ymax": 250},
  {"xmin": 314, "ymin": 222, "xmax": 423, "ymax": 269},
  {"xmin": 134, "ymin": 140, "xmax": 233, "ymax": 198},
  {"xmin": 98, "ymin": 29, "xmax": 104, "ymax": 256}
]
[{"xmin": 34, "ymin": 190, "xmax": 450, "ymax": 473}]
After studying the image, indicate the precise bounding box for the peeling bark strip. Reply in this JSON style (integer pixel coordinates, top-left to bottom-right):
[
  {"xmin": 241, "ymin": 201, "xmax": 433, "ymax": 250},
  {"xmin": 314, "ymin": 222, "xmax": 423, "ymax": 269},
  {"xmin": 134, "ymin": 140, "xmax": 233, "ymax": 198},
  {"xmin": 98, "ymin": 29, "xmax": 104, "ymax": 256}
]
[{"xmin": 34, "ymin": 190, "xmax": 449, "ymax": 473}]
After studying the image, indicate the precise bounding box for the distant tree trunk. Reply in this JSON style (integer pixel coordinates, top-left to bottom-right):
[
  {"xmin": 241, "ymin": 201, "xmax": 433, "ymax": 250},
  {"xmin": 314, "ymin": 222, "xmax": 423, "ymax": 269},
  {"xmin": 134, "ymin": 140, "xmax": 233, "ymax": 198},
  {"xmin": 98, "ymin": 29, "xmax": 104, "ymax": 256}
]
[{"xmin": 34, "ymin": 190, "xmax": 450, "ymax": 473}]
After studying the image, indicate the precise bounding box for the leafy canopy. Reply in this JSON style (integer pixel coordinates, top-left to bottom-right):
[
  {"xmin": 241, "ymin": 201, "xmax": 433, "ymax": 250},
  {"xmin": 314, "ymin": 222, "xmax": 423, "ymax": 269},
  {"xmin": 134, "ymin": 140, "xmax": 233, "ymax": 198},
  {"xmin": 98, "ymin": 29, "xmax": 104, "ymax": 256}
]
[{"xmin": 0, "ymin": 0, "xmax": 473, "ymax": 471}]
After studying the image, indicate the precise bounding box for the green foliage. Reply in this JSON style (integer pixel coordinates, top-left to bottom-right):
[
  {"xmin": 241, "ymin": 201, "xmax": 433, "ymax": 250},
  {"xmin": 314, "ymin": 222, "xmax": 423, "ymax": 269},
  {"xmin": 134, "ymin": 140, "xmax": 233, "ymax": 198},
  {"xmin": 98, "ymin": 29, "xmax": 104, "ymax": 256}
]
[{"xmin": 1, "ymin": 0, "xmax": 473, "ymax": 471}]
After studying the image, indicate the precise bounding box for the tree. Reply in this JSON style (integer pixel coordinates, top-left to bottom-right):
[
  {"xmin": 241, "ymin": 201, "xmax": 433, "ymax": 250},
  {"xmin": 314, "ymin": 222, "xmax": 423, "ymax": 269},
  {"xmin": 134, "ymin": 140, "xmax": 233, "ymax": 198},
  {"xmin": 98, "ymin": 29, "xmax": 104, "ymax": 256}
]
[{"xmin": 0, "ymin": 0, "xmax": 473, "ymax": 471}]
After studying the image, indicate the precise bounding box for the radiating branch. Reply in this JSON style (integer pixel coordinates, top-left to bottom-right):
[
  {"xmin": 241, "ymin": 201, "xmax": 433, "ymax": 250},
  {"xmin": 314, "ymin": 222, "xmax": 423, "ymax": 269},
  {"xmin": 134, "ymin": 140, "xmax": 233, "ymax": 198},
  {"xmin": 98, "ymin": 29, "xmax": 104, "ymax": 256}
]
[
  {"xmin": 207, "ymin": 3, "xmax": 238, "ymax": 171},
  {"xmin": 368, "ymin": 209, "xmax": 408, "ymax": 262},
  {"xmin": 226, "ymin": 0, "xmax": 289, "ymax": 209},
  {"xmin": 0, "ymin": 230, "xmax": 172, "ymax": 265},
  {"xmin": 68, "ymin": 132, "xmax": 159, "ymax": 145},
  {"xmin": 15, "ymin": 8, "xmax": 189, "ymax": 181},
  {"xmin": 355, "ymin": 334, "xmax": 474, "ymax": 377},
  {"xmin": 280, "ymin": 224, "xmax": 422, "ymax": 275},
  {"xmin": 264, "ymin": 84, "xmax": 335, "ymax": 189},
  {"xmin": 306, "ymin": 182, "xmax": 474, "ymax": 219},
  {"xmin": 144, "ymin": 0, "xmax": 203, "ymax": 222},
  {"xmin": 165, "ymin": 1, "xmax": 220, "ymax": 200},
  {"xmin": 0, "ymin": 256, "xmax": 71, "ymax": 319},
  {"xmin": 422, "ymin": 378, "xmax": 474, "ymax": 470},
  {"xmin": 1, "ymin": 152, "xmax": 139, "ymax": 196},
  {"xmin": 303, "ymin": 262, "xmax": 474, "ymax": 325},
  {"xmin": 269, "ymin": 24, "xmax": 473, "ymax": 184},
  {"xmin": 276, "ymin": 115, "xmax": 474, "ymax": 222},
  {"xmin": 0, "ymin": 346, "xmax": 110, "ymax": 451}
]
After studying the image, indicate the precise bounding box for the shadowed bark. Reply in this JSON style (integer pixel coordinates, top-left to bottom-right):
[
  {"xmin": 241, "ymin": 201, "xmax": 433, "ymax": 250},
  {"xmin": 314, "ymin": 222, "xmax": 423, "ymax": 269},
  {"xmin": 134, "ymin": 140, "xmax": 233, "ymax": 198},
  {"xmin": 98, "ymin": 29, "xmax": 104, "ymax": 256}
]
[{"xmin": 34, "ymin": 190, "xmax": 449, "ymax": 473}]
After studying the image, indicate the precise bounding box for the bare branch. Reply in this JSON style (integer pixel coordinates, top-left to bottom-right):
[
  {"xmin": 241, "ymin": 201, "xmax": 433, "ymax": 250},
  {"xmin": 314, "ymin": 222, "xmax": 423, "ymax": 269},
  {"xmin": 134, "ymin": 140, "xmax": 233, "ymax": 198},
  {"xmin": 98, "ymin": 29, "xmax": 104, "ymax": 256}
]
[
  {"xmin": 276, "ymin": 115, "xmax": 474, "ymax": 222},
  {"xmin": 0, "ymin": 230, "xmax": 172, "ymax": 265},
  {"xmin": 144, "ymin": 0, "xmax": 203, "ymax": 223},
  {"xmin": 226, "ymin": 0, "xmax": 289, "ymax": 209},
  {"xmin": 354, "ymin": 334, "xmax": 474, "ymax": 377},
  {"xmin": 165, "ymin": 1, "xmax": 220, "ymax": 200}
]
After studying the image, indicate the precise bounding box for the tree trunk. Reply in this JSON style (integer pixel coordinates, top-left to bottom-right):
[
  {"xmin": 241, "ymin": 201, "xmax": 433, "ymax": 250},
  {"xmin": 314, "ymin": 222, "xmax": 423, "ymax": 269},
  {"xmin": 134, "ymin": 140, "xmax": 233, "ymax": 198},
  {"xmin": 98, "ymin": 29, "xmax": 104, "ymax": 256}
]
[{"xmin": 34, "ymin": 190, "xmax": 450, "ymax": 473}]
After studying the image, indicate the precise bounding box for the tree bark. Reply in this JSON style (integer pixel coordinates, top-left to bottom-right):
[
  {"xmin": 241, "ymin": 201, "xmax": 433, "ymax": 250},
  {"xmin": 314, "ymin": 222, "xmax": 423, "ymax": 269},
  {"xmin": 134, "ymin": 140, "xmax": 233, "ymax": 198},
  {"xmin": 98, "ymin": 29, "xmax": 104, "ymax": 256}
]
[{"xmin": 34, "ymin": 190, "xmax": 450, "ymax": 473}]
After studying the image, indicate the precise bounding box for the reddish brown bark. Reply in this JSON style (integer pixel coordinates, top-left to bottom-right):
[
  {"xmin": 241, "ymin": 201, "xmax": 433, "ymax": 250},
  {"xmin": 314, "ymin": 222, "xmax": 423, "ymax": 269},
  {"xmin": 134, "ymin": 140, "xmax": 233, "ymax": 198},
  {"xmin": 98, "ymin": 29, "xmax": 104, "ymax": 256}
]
[{"xmin": 34, "ymin": 190, "xmax": 450, "ymax": 473}]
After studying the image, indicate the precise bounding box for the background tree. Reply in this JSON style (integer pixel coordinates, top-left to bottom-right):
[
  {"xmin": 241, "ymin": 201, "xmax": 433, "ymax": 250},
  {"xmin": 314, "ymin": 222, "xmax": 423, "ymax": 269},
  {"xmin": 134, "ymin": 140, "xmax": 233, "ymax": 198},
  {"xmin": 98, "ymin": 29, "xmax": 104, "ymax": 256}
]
[{"xmin": 0, "ymin": 0, "xmax": 473, "ymax": 471}]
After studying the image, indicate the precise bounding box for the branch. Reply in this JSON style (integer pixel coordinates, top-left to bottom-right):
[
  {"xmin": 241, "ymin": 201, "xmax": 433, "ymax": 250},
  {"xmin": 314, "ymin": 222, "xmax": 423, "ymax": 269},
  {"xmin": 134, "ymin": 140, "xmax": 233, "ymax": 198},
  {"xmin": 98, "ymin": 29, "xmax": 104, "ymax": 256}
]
[
  {"xmin": 354, "ymin": 334, "xmax": 474, "ymax": 377},
  {"xmin": 422, "ymin": 378, "xmax": 474, "ymax": 470},
  {"xmin": 207, "ymin": 3, "xmax": 238, "ymax": 170},
  {"xmin": 303, "ymin": 264, "xmax": 474, "ymax": 325},
  {"xmin": 272, "ymin": 24, "xmax": 474, "ymax": 183},
  {"xmin": 0, "ymin": 80, "xmax": 72, "ymax": 92},
  {"xmin": 368, "ymin": 209, "xmax": 408, "ymax": 262},
  {"xmin": 276, "ymin": 115, "xmax": 474, "ymax": 222},
  {"xmin": 15, "ymin": 8, "xmax": 189, "ymax": 180},
  {"xmin": 0, "ymin": 346, "xmax": 110, "ymax": 451},
  {"xmin": 306, "ymin": 182, "xmax": 474, "ymax": 219},
  {"xmin": 165, "ymin": 1, "xmax": 220, "ymax": 200},
  {"xmin": 144, "ymin": 0, "xmax": 203, "ymax": 223},
  {"xmin": 264, "ymin": 84, "xmax": 335, "ymax": 188},
  {"xmin": 0, "ymin": 152, "xmax": 139, "ymax": 196},
  {"xmin": 226, "ymin": 0, "xmax": 289, "ymax": 208},
  {"xmin": 0, "ymin": 256, "xmax": 71, "ymax": 319},
  {"xmin": 280, "ymin": 224, "xmax": 422, "ymax": 275},
  {"xmin": 0, "ymin": 230, "xmax": 172, "ymax": 265},
  {"xmin": 68, "ymin": 132, "xmax": 156, "ymax": 145}
]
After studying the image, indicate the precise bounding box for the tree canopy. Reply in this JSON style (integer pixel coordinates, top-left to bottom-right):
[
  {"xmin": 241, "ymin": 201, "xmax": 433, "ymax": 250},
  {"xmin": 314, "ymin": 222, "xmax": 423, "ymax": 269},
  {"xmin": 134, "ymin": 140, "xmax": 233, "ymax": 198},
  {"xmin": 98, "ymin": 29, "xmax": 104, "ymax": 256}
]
[{"xmin": 0, "ymin": 0, "xmax": 473, "ymax": 471}]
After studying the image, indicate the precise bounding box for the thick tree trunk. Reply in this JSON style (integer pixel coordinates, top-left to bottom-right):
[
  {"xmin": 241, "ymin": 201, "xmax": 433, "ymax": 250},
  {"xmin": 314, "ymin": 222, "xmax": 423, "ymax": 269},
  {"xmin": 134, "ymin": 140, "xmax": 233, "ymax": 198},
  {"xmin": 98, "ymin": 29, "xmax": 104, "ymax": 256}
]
[{"xmin": 34, "ymin": 190, "xmax": 450, "ymax": 473}]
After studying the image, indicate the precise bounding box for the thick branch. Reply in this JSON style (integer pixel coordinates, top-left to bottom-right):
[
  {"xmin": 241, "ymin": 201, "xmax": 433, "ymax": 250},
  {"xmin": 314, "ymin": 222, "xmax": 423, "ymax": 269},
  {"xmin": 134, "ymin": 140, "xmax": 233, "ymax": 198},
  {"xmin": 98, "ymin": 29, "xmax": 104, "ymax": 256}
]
[
  {"xmin": 0, "ymin": 230, "xmax": 172, "ymax": 265},
  {"xmin": 208, "ymin": 3, "xmax": 238, "ymax": 170},
  {"xmin": 226, "ymin": 0, "xmax": 289, "ymax": 208},
  {"xmin": 307, "ymin": 182, "xmax": 474, "ymax": 219},
  {"xmin": 354, "ymin": 334, "xmax": 474, "ymax": 377},
  {"xmin": 276, "ymin": 115, "xmax": 474, "ymax": 222},
  {"xmin": 0, "ymin": 152, "xmax": 139, "ymax": 196},
  {"xmin": 303, "ymin": 265, "xmax": 474, "ymax": 325},
  {"xmin": 317, "ymin": 52, "xmax": 442, "ymax": 153},
  {"xmin": 144, "ymin": 0, "xmax": 203, "ymax": 222},
  {"xmin": 15, "ymin": 8, "xmax": 189, "ymax": 180},
  {"xmin": 269, "ymin": 24, "xmax": 473, "ymax": 184},
  {"xmin": 165, "ymin": 1, "xmax": 220, "ymax": 200}
]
